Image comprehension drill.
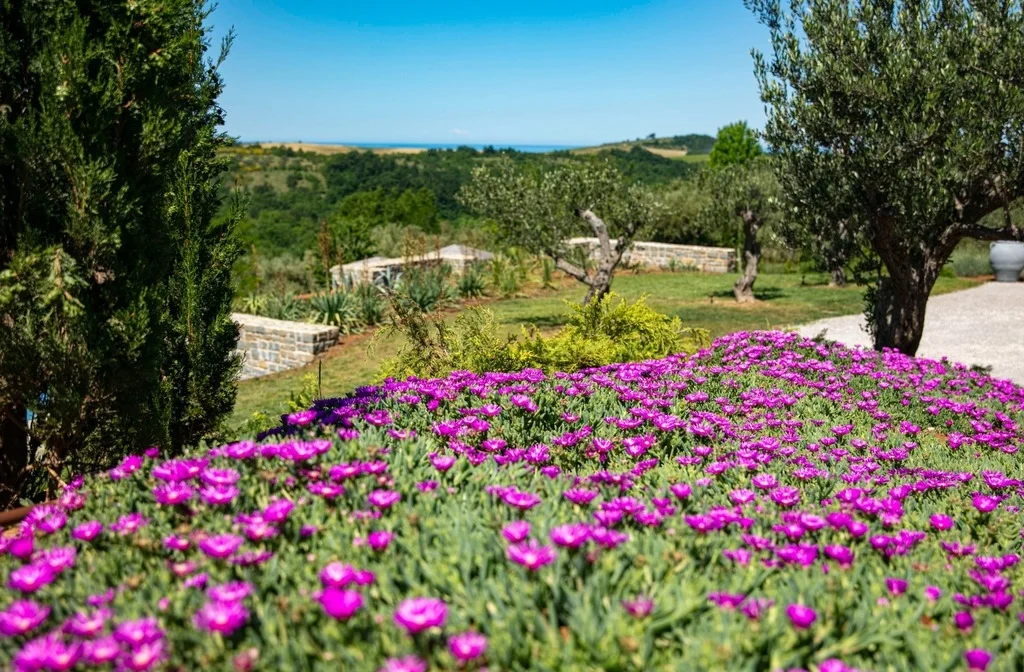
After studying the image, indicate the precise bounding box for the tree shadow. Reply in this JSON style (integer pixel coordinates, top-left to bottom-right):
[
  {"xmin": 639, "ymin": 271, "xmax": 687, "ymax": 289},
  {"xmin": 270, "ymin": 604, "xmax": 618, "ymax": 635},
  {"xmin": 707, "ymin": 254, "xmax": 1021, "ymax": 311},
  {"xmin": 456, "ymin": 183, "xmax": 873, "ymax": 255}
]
[{"xmin": 708, "ymin": 286, "xmax": 787, "ymax": 301}]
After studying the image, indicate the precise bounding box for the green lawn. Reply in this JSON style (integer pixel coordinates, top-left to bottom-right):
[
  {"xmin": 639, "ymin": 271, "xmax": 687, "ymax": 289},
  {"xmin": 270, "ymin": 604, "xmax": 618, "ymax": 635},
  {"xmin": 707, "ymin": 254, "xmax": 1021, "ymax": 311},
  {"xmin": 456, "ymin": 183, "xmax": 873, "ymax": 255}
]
[{"xmin": 229, "ymin": 271, "xmax": 979, "ymax": 427}]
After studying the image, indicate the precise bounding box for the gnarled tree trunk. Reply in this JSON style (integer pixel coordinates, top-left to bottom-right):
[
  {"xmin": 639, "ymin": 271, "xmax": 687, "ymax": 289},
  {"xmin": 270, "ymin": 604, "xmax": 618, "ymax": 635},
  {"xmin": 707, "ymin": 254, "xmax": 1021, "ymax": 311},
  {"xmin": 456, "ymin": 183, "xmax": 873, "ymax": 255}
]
[
  {"xmin": 829, "ymin": 266, "xmax": 846, "ymax": 287},
  {"xmin": 733, "ymin": 211, "xmax": 762, "ymax": 303}
]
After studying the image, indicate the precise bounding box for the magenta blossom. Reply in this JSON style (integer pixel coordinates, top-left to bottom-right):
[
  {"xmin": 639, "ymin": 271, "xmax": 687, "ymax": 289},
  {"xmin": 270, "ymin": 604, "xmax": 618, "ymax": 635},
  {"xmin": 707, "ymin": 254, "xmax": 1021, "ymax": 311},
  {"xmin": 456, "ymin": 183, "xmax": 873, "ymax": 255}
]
[
  {"xmin": 786, "ymin": 604, "xmax": 817, "ymax": 630},
  {"xmin": 194, "ymin": 600, "xmax": 249, "ymax": 635},
  {"xmin": 321, "ymin": 562, "xmax": 357, "ymax": 588},
  {"xmin": 448, "ymin": 631, "xmax": 488, "ymax": 661},
  {"xmin": 930, "ymin": 513, "xmax": 954, "ymax": 531},
  {"xmin": 507, "ymin": 539, "xmax": 557, "ymax": 571},
  {"xmin": 319, "ymin": 588, "xmax": 364, "ymax": 620},
  {"xmin": 965, "ymin": 649, "xmax": 992, "ymax": 671},
  {"xmin": 622, "ymin": 597, "xmax": 654, "ymax": 618},
  {"xmin": 378, "ymin": 655, "xmax": 428, "ymax": 672},
  {"xmin": 198, "ymin": 534, "xmax": 244, "ymax": 559},
  {"xmin": 502, "ymin": 520, "xmax": 531, "ymax": 543},
  {"xmin": 0, "ymin": 600, "xmax": 50, "ymax": 637},
  {"xmin": 393, "ymin": 597, "xmax": 447, "ymax": 634},
  {"xmin": 8, "ymin": 563, "xmax": 55, "ymax": 593},
  {"xmin": 549, "ymin": 523, "xmax": 591, "ymax": 549},
  {"xmin": 367, "ymin": 531, "xmax": 394, "ymax": 551},
  {"xmin": 368, "ymin": 489, "xmax": 402, "ymax": 508}
]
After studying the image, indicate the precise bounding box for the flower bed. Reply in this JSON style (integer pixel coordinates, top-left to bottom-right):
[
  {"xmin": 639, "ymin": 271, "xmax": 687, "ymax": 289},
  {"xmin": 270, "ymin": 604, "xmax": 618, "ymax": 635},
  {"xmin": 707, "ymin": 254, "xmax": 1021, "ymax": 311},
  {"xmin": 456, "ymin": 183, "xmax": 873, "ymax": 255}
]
[{"xmin": 2, "ymin": 331, "xmax": 1024, "ymax": 671}]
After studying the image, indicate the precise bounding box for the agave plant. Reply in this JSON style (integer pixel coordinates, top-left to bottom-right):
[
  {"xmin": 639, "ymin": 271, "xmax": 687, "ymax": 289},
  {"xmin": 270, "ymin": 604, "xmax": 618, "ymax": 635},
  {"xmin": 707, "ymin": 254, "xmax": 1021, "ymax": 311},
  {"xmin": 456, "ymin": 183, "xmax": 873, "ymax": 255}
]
[
  {"xmin": 355, "ymin": 283, "xmax": 388, "ymax": 327},
  {"xmin": 396, "ymin": 262, "xmax": 455, "ymax": 312},
  {"xmin": 308, "ymin": 290, "xmax": 363, "ymax": 334},
  {"xmin": 456, "ymin": 264, "xmax": 487, "ymax": 299},
  {"xmin": 235, "ymin": 293, "xmax": 267, "ymax": 315},
  {"xmin": 263, "ymin": 293, "xmax": 307, "ymax": 321}
]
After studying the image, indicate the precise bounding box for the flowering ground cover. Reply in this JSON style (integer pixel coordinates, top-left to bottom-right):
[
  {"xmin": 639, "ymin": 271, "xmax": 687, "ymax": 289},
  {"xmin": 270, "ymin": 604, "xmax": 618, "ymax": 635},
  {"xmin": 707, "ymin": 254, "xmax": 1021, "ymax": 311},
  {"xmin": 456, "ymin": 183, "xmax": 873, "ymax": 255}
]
[{"xmin": 2, "ymin": 330, "xmax": 1024, "ymax": 671}]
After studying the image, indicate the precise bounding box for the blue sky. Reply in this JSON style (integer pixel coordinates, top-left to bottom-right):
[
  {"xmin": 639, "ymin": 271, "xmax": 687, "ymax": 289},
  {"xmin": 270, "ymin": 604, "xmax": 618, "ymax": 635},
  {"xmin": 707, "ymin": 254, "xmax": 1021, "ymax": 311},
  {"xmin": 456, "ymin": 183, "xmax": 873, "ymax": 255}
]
[{"xmin": 209, "ymin": 1, "xmax": 770, "ymax": 146}]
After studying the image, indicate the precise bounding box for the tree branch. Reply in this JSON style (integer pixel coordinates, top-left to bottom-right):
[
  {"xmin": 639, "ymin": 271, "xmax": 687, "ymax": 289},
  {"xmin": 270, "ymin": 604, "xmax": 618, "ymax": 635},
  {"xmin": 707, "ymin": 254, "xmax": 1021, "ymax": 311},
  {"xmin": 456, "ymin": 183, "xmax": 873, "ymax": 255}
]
[
  {"xmin": 959, "ymin": 222, "xmax": 1023, "ymax": 242},
  {"xmin": 578, "ymin": 209, "xmax": 611, "ymax": 259},
  {"xmin": 552, "ymin": 256, "xmax": 591, "ymax": 284}
]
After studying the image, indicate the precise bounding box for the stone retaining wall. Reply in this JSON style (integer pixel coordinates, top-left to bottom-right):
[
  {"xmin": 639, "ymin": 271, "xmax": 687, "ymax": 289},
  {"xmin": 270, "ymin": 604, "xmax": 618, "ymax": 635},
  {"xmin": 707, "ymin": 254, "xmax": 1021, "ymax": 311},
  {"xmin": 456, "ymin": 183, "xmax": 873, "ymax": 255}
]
[
  {"xmin": 566, "ymin": 239, "xmax": 736, "ymax": 273},
  {"xmin": 233, "ymin": 313, "xmax": 339, "ymax": 380}
]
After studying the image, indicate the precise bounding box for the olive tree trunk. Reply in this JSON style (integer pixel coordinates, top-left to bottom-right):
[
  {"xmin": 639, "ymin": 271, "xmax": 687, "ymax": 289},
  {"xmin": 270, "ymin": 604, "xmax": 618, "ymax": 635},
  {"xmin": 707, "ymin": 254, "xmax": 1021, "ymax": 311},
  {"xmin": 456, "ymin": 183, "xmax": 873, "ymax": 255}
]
[
  {"xmin": 733, "ymin": 211, "xmax": 762, "ymax": 303},
  {"xmin": 829, "ymin": 266, "xmax": 846, "ymax": 287}
]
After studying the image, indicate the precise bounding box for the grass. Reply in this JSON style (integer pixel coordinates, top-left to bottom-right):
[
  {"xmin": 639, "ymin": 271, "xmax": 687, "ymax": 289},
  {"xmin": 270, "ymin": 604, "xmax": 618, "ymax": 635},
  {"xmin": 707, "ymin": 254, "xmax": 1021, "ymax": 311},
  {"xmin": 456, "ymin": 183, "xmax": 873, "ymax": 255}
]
[{"xmin": 229, "ymin": 271, "xmax": 980, "ymax": 428}]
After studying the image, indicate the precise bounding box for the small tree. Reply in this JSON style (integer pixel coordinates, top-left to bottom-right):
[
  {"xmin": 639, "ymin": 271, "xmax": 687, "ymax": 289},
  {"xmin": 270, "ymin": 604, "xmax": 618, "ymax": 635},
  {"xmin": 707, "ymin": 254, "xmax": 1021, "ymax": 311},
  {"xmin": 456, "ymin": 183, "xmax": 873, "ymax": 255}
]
[
  {"xmin": 460, "ymin": 160, "xmax": 661, "ymax": 303},
  {"xmin": 708, "ymin": 121, "xmax": 762, "ymax": 169},
  {"xmin": 699, "ymin": 159, "xmax": 781, "ymax": 302},
  {"xmin": 747, "ymin": 0, "xmax": 1024, "ymax": 354}
]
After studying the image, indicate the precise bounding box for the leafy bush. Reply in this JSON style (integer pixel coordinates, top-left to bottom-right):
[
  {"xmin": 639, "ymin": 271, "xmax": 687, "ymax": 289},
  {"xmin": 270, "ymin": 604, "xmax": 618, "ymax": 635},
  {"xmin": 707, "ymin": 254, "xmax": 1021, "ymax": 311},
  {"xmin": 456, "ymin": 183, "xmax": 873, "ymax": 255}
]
[
  {"xmin": 456, "ymin": 265, "xmax": 487, "ymax": 299},
  {"xmin": 261, "ymin": 293, "xmax": 306, "ymax": 322},
  {"xmin": 487, "ymin": 254, "xmax": 523, "ymax": 298},
  {"xmin": 5, "ymin": 332, "xmax": 1024, "ymax": 671},
  {"xmin": 514, "ymin": 294, "xmax": 711, "ymax": 371},
  {"xmin": 309, "ymin": 291, "xmax": 363, "ymax": 335},
  {"xmin": 948, "ymin": 240, "xmax": 992, "ymax": 278}
]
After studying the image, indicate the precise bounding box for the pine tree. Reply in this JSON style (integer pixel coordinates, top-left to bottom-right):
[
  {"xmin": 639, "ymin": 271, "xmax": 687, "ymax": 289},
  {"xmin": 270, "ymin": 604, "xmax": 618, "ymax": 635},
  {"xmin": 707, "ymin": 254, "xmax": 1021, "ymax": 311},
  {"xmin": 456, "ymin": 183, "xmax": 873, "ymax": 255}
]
[{"xmin": 0, "ymin": 1, "xmax": 240, "ymax": 504}]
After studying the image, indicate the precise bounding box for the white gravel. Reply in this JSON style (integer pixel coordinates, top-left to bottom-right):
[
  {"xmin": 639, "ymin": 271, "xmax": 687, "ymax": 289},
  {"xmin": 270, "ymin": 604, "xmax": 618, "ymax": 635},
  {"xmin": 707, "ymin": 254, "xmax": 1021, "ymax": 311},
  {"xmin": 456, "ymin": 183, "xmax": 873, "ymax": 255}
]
[{"xmin": 794, "ymin": 282, "xmax": 1024, "ymax": 385}]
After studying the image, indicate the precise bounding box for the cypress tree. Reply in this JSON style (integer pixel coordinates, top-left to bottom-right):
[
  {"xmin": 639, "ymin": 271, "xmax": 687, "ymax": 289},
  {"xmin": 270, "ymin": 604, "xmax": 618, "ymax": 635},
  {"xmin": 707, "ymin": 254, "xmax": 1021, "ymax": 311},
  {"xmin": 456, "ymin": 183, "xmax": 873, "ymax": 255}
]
[{"xmin": 0, "ymin": 1, "xmax": 241, "ymax": 504}]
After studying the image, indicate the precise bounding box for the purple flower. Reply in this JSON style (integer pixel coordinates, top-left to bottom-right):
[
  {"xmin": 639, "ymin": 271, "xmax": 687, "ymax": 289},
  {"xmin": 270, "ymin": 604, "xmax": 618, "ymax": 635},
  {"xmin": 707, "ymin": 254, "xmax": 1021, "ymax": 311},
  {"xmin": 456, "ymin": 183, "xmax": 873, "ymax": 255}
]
[
  {"xmin": 786, "ymin": 603, "xmax": 817, "ymax": 630},
  {"xmin": 63, "ymin": 609, "xmax": 109, "ymax": 638},
  {"xmin": 0, "ymin": 600, "xmax": 50, "ymax": 637},
  {"xmin": 118, "ymin": 640, "xmax": 165, "ymax": 671},
  {"xmin": 113, "ymin": 617, "xmax": 163, "ymax": 647},
  {"xmin": 109, "ymin": 513, "xmax": 148, "ymax": 536},
  {"xmin": 965, "ymin": 649, "xmax": 992, "ymax": 671},
  {"xmin": 194, "ymin": 600, "xmax": 249, "ymax": 635},
  {"xmin": 954, "ymin": 611, "xmax": 974, "ymax": 631},
  {"xmin": 751, "ymin": 473, "xmax": 778, "ymax": 490},
  {"xmin": 670, "ymin": 483, "xmax": 692, "ymax": 499},
  {"xmin": 319, "ymin": 588, "xmax": 364, "ymax": 620},
  {"xmin": 378, "ymin": 656, "xmax": 428, "ymax": 672},
  {"xmin": 152, "ymin": 482, "xmax": 194, "ymax": 506},
  {"xmin": 368, "ymin": 531, "xmax": 394, "ymax": 551},
  {"xmin": 82, "ymin": 636, "xmax": 120, "ymax": 665},
  {"xmin": 199, "ymin": 484, "xmax": 239, "ymax": 506},
  {"xmin": 393, "ymin": 597, "xmax": 447, "ymax": 634},
  {"xmin": 930, "ymin": 513, "xmax": 954, "ymax": 531},
  {"xmin": 886, "ymin": 577, "xmax": 908, "ymax": 596},
  {"xmin": 430, "ymin": 454, "xmax": 457, "ymax": 472},
  {"xmin": 549, "ymin": 523, "xmax": 590, "ymax": 549},
  {"xmin": 448, "ymin": 631, "xmax": 488, "ymax": 661},
  {"xmin": 622, "ymin": 597, "xmax": 654, "ymax": 617},
  {"xmin": 321, "ymin": 562, "xmax": 357, "ymax": 588},
  {"xmin": 207, "ymin": 582, "xmax": 253, "ymax": 603},
  {"xmin": 501, "ymin": 490, "xmax": 541, "ymax": 511},
  {"xmin": 924, "ymin": 585, "xmax": 942, "ymax": 601},
  {"xmin": 506, "ymin": 540, "xmax": 557, "ymax": 571},
  {"xmin": 501, "ymin": 521, "xmax": 531, "ymax": 543},
  {"xmin": 972, "ymin": 494, "xmax": 1000, "ymax": 514},
  {"xmin": 8, "ymin": 563, "xmax": 55, "ymax": 593},
  {"xmin": 198, "ymin": 534, "xmax": 244, "ymax": 559},
  {"xmin": 263, "ymin": 498, "xmax": 295, "ymax": 523},
  {"xmin": 367, "ymin": 489, "xmax": 401, "ymax": 508},
  {"xmin": 201, "ymin": 467, "xmax": 240, "ymax": 486}
]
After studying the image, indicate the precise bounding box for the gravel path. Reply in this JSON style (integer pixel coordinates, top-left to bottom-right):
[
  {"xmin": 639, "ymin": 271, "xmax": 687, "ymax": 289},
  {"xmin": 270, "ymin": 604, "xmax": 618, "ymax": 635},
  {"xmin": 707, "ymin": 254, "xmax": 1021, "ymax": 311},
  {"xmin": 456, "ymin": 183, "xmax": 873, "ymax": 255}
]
[{"xmin": 795, "ymin": 282, "xmax": 1024, "ymax": 385}]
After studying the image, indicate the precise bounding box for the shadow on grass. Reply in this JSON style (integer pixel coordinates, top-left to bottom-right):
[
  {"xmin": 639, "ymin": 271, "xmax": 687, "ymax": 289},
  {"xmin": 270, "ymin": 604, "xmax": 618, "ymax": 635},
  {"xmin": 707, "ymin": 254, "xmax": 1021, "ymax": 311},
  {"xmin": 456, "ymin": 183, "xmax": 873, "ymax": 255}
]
[{"xmin": 708, "ymin": 286, "xmax": 788, "ymax": 301}]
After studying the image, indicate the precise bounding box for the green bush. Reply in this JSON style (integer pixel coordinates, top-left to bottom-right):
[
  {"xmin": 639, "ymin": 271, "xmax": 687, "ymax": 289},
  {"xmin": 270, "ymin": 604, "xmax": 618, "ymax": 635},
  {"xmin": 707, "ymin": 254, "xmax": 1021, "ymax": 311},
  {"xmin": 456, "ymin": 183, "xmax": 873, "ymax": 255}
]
[
  {"xmin": 354, "ymin": 283, "xmax": 388, "ymax": 326},
  {"xmin": 948, "ymin": 240, "xmax": 992, "ymax": 277},
  {"xmin": 262, "ymin": 293, "xmax": 306, "ymax": 321},
  {"xmin": 514, "ymin": 294, "xmax": 711, "ymax": 371},
  {"xmin": 376, "ymin": 293, "xmax": 709, "ymax": 380}
]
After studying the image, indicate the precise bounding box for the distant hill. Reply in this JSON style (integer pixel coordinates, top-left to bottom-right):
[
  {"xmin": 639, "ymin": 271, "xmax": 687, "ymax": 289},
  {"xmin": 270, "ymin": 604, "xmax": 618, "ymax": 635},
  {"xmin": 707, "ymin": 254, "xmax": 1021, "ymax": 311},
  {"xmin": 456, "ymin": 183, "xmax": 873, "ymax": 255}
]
[{"xmin": 571, "ymin": 133, "xmax": 716, "ymax": 161}]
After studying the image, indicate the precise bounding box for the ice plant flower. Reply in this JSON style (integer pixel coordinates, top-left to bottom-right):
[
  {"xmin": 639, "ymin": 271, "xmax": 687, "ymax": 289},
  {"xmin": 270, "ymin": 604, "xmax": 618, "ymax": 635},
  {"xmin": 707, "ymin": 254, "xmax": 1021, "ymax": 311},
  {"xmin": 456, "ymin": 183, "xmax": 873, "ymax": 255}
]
[
  {"xmin": 502, "ymin": 521, "xmax": 531, "ymax": 543},
  {"xmin": 368, "ymin": 531, "xmax": 394, "ymax": 551},
  {"xmin": 622, "ymin": 597, "xmax": 654, "ymax": 618},
  {"xmin": 194, "ymin": 600, "xmax": 249, "ymax": 635},
  {"xmin": 786, "ymin": 604, "xmax": 817, "ymax": 630},
  {"xmin": 448, "ymin": 631, "xmax": 488, "ymax": 661},
  {"xmin": 8, "ymin": 564, "xmax": 55, "ymax": 593},
  {"xmin": 368, "ymin": 489, "xmax": 401, "ymax": 508},
  {"xmin": 0, "ymin": 600, "xmax": 50, "ymax": 637},
  {"xmin": 320, "ymin": 562, "xmax": 357, "ymax": 588},
  {"xmin": 319, "ymin": 588, "xmax": 364, "ymax": 620},
  {"xmin": 507, "ymin": 540, "xmax": 557, "ymax": 571},
  {"xmin": 379, "ymin": 656, "xmax": 428, "ymax": 672},
  {"xmin": 965, "ymin": 649, "xmax": 992, "ymax": 671},
  {"xmin": 549, "ymin": 523, "xmax": 591, "ymax": 549},
  {"xmin": 198, "ymin": 534, "xmax": 244, "ymax": 559},
  {"xmin": 393, "ymin": 597, "xmax": 447, "ymax": 634}
]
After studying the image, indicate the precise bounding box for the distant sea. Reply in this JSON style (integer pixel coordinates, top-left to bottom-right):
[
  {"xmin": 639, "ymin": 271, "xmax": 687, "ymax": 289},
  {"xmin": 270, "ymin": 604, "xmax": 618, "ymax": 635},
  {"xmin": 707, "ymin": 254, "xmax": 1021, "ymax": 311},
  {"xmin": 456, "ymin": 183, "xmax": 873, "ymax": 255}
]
[{"xmin": 322, "ymin": 142, "xmax": 577, "ymax": 153}]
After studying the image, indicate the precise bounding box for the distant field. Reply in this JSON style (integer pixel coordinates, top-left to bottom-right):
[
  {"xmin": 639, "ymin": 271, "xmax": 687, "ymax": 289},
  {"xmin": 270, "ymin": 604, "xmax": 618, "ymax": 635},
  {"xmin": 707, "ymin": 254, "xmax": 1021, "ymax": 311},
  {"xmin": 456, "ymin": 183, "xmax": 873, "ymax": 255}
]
[{"xmin": 572, "ymin": 143, "xmax": 710, "ymax": 162}]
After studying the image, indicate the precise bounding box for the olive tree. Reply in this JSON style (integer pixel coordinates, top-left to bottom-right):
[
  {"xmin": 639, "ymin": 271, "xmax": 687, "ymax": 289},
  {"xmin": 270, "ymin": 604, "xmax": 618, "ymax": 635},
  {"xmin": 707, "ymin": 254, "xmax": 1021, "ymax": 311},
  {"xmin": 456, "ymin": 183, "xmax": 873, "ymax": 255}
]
[
  {"xmin": 747, "ymin": 0, "xmax": 1024, "ymax": 354},
  {"xmin": 460, "ymin": 160, "xmax": 661, "ymax": 303}
]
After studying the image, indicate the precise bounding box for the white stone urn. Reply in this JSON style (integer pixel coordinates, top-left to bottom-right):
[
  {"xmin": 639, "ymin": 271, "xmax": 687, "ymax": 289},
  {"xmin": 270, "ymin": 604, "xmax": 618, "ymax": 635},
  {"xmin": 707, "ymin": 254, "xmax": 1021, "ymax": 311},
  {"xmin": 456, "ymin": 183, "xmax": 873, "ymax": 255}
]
[{"xmin": 989, "ymin": 241, "xmax": 1024, "ymax": 282}]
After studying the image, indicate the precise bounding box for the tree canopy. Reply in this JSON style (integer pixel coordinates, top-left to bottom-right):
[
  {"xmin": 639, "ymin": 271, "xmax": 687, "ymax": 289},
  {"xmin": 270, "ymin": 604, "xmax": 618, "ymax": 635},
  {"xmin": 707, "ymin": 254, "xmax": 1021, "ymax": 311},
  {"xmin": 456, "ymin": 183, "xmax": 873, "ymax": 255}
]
[{"xmin": 747, "ymin": 0, "xmax": 1024, "ymax": 354}]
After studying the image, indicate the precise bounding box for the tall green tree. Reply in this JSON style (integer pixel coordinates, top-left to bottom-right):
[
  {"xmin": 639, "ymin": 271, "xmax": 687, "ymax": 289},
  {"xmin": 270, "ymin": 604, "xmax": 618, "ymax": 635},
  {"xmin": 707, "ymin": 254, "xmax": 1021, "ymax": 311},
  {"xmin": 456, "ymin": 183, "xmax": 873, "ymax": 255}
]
[
  {"xmin": 460, "ymin": 160, "xmax": 662, "ymax": 304},
  {"xmin": 747, "ymin": 0, "xmax": 1024, "ymax": 354},
  {"xmin": 0, "ymin": 0, "xmax": 240, "ymax": 504},
  {"xmin": 708, "ymin": 121, "xmax": 762, "ymax": 169}
]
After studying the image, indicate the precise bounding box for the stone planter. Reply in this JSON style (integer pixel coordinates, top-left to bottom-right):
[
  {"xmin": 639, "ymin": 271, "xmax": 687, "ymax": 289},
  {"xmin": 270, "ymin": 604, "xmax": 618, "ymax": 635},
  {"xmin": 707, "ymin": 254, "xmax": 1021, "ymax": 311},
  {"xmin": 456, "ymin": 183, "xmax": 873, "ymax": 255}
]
[{"xmin": 989, "ymin": 241, "xmax": 1024, "ymax": 282}]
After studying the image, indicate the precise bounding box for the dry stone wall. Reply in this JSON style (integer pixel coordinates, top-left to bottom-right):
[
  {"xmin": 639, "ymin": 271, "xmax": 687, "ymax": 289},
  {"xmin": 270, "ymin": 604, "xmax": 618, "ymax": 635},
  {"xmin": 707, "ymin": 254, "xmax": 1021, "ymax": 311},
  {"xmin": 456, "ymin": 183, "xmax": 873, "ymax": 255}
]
[
  {"xmin": 566, "ymin": 239, "xmax": 736, "ymax": 273},
  {"xmin": 233, "ymin": 313, "xmax": 339, "ymax": 380}
]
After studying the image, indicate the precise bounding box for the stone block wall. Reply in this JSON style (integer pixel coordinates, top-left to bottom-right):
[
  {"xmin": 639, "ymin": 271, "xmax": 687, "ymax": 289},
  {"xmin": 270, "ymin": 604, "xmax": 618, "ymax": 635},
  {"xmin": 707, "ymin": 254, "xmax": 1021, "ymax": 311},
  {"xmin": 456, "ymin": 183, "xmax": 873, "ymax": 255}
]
[
  {"xmin": 233, "ymin": 313, "xmax": 340, "ymax": 380},
  {"xmin": 565, "ymin": 238, "xmax": 736, "ymax": 273}
]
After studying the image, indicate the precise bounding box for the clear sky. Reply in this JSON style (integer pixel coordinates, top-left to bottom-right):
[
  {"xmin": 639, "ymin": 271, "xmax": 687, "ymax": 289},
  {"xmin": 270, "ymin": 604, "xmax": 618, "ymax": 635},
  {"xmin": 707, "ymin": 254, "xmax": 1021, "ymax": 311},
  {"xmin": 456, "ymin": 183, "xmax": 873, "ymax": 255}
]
[{"xmin": 209, "ymin": 1, "xmax": 771, "ymax": 146}]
